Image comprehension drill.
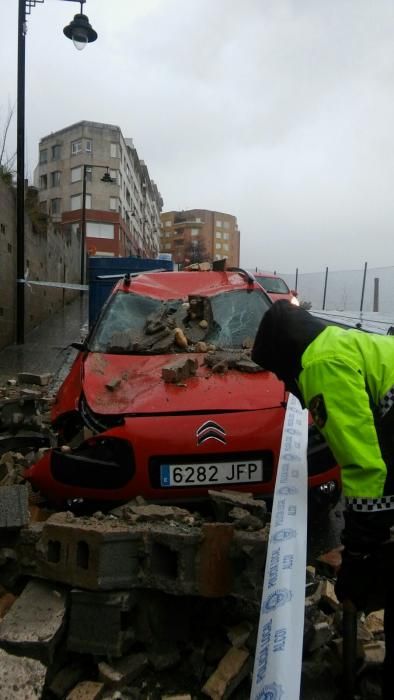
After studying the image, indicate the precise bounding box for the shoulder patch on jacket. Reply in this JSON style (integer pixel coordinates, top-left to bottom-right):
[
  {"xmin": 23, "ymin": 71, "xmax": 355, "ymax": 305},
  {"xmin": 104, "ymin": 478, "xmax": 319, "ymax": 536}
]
[{"xmin": 309, "ymin": 394, "xmax": 327, "ymax": 428}]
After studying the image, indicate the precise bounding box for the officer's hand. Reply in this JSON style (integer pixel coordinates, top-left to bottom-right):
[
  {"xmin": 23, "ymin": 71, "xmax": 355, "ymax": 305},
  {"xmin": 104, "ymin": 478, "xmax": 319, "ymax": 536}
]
[{"xmin": 334, "ymin": 549, "xmax": 374, "ymax": 611}]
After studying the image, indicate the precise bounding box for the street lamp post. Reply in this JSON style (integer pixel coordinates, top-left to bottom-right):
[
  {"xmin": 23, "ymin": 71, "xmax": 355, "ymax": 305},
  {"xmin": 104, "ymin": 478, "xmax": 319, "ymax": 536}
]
[
  {"xmin": 80, "ymin": 165, "xmax": 114, "ymax": 285},
  {"xmin": 16, "ymin": 0, "xmax": 97, "ymax": 344}
]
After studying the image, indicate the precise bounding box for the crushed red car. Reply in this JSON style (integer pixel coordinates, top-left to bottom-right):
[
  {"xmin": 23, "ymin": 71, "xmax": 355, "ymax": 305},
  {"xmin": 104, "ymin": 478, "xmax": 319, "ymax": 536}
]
[{"xmin": 25, "ymin": 267, "xmax": 340, "ymax": 509}]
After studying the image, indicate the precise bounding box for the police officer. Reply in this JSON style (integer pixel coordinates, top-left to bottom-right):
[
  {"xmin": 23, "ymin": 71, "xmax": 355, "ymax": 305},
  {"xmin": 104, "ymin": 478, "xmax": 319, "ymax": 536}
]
[{"xmin": 251, "ymin": 299, "xmax": 394, "ymax": 699}]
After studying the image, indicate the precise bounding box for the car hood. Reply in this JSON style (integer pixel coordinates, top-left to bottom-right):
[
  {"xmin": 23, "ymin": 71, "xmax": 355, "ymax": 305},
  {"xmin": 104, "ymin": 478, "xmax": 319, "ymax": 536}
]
[{"xmin": 81, "ymin": 352, "xmax": 284, "ymax": 415}]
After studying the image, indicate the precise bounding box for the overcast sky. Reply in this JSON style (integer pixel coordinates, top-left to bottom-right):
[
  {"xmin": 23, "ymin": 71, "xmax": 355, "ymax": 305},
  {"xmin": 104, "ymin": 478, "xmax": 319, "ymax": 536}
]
[{"xmin": 2, "ymin": 0, "xmax": 394, "ymax": 273}]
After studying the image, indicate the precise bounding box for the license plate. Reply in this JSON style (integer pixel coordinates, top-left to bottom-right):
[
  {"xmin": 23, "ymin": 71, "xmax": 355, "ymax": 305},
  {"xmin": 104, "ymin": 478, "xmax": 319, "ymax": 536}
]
[{"xmin": 160, "ymin": 460, "xmax": 263, "ymax": 487}]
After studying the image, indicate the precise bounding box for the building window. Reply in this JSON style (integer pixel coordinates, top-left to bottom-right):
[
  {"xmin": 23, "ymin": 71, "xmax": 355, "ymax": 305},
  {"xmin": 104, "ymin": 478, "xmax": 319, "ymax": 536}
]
[
  {"xmin": 70, "ymin": 193, "xmax": 91, "ymax": 210},
  {"xmin": 215, "ymin": 242, "xmax": 222, "ymax": 250},
  {"xmin": 71, "ymin": 140, "xmax": 82, "ymax": 155},
  {"xmin": 195, "ymin": 217, "xmax": 202, "ymax": 223},
  {"xmin": 39, "ymin": 149, "xmax": 48, "ymax": 164},
  {"xmin": 165, "ymin": 220, "xmax": 171, "ymax": 227},
  {"xmin": 165, "ymin": 243, "xmax": 171, "ymax": 250},
  {"xmin": 110, "ymin": 169, "xmax": 117, "ymax": 183},
  {"xmin": 223, "ymin": 243, "xmax": 229, "ymax": 252},
  {"xmin": 85, "ymin": 140, "xmax": 92, "ymax": 153},
  {"xmin": 50, "ymin": 171, "xmax": 61, "ymax": 187},
  {"xmin": 86, "ymin": 222, "xmax": 114, "ymax": 239},
  {"xmin": 191, "ymin": 228, "xmax": 199, "ymax": 236},
  {"xmin": 51, "ymin": 144, "xmax": 61, "ymax": 160},
  {"xmin": 223, "ymin": 232, "xmax": 229, "ymax": 240},
  {"xmin": 39, "ymin": 174, "xmax": 47, "ymax": 190},
  {"xmin": 109, "ymin": 197, "xmax": 118, "ymax": 211},
  {"xmin": 216, "ymin": 220, "xmax": 222, "ymax": 227},
  {"xmin": 110, "ymin": 142, "xmax": 119, "ymax": 158},
  {"xmin": 215, "ymin": 231, "xmax": 222, "ymax": 239},
  {"xmin": 50, "ymin": 198, "xmax": 61, "ymax": 215},
  {"xmin": 223, "ymin": 221, "xmax": 230, "ymax": 229},
  {"xmin": 71, "ymin": 166, "xmax": 82, "ymax": 183}
]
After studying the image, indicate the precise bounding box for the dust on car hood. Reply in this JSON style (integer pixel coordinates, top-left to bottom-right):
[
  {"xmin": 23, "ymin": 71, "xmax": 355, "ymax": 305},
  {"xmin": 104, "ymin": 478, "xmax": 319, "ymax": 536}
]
[{"xmin": 81, "ymin": 352, "xmax": 284, "ymax": 415}]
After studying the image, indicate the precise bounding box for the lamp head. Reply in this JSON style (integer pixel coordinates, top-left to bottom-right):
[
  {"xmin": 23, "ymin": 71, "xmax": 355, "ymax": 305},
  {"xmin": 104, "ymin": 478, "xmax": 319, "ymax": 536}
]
[{"xmin": 63, "ymin": 13, "xmax": 98, "ymax": 51}]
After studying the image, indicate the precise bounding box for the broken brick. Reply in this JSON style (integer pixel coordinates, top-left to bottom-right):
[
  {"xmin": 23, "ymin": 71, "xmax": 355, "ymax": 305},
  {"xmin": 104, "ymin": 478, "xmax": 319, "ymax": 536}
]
[
  {"xmin": 198, "ymin": 524, "xmax": 234, "ymax": 597},
  {"xmin": 162, "ymin": 358, "xmax": 198, "ymax": 384},
  {"xmin": 98, "ymin": 652, "xmax": 148, "ymax": 687},
  {"xmin": 66, "ymin": 681, "xmax": 105, "ymax": 700},
  {"xmin": 202, "ymin": 646, "xmax": 250, "ymax": 700}
]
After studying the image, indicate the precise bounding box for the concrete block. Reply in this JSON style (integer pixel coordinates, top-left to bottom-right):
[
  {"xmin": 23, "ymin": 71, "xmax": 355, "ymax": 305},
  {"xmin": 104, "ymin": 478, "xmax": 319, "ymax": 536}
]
[
  {"xmin": 0, "ymin": 579, "xmax": 66, "ymax": 664},
  {"xmin": 66, "ymin": 682, "xmax": 105, "ymax": 700},
  {"xmin": 141, "ymin": 524, "xmax": 201, "ymax": 595},
  {"xmin": 17, "ymin": 372, "xmax": 52, "ymax": 386},
  {"xmin": 49, "ymin": 662, "xmax": 86, "ymax": 699},
  {"xmin": 34, "ymin": 513, "xmax": 143, "ymax": 589},
  {"xmin": 0, "ymin": 484, "xmax": 29, "ymax": 529},
  {"xmin": 67, "ymin": 589, "xmax": 136, "ymax": 657},
  {"xmin": 202, "ymin": 646, "xmax": 250, "ymax": 700},
  {"xmin": 229, "ymin": 529, "xmax": 269, "ymax": 601},
  {"xmin": 0, "ymin": 648, "xmax": 46, "ymax": 699}
]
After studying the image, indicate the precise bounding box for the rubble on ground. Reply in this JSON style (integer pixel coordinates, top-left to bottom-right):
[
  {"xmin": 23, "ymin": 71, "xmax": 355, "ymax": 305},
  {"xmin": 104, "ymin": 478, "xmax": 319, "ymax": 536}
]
[{"xmin": 0, "ymin": 382, "xmax": 386, "ymax": 699}]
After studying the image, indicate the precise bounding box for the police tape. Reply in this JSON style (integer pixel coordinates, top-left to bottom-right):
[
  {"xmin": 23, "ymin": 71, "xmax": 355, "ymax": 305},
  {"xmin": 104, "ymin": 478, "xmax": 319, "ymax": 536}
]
[
  {"xmin": 17, "ymin": 279, "xmax": 89, "ymax": 291},
  {"xmin": 250, "ymin": 393, "xmax": 308, "ymax": 700}
]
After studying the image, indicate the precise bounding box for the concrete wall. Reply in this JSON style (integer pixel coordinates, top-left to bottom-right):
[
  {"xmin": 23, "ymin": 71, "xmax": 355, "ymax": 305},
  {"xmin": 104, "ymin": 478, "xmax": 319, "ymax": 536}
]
[{"xmin": 0, "ymin": 179, "xmax": 80, "ymax": 350}]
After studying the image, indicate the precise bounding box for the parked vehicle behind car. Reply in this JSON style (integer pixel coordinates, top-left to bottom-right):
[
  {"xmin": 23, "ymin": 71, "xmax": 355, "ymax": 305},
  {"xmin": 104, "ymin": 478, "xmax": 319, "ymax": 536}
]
[
  {"xmin": 255, "ymin": 272, "xmax": 299, "ymax": 305},
  {"xmin": 25, "ymin": 267, "xmax": 339, "ymax": 510}
]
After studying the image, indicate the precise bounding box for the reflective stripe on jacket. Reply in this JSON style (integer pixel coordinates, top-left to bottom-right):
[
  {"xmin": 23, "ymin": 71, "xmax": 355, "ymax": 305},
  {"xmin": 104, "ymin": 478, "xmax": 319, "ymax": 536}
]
[{"xmin": 297, "ymin": 325, "xmax": 394, "ymax": 499}]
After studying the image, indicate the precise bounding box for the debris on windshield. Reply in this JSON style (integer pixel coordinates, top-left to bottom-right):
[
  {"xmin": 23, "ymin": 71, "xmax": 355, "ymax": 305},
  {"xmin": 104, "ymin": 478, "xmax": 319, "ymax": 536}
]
[{"xmin": 174, "ymin": 327, "xmax": 188, "ymax": 349}]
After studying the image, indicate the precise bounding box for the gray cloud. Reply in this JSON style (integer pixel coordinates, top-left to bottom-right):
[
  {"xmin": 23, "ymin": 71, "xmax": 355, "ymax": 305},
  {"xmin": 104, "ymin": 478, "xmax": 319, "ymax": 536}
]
[{"xmin": 2, "ymin": 0, "xmax": 394, "ymax": 273}]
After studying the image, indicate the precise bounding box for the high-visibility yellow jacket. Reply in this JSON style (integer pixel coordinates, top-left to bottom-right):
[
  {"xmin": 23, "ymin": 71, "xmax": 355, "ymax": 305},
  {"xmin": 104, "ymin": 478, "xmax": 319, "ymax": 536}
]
[{"xmin": 298, "ymin": 325, "xmax": 394, "ymax": 503}]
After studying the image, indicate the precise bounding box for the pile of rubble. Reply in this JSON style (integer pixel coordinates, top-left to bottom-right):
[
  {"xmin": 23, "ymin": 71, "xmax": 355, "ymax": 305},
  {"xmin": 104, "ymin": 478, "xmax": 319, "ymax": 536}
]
[{"xmin": 0, "ymin": 377, "xmax": 386, "ymax": 699}]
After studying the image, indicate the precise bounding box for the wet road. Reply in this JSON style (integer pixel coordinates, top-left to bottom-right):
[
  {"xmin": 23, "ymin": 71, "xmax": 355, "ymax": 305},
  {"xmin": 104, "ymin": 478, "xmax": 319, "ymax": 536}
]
[{"xmin": 0, "ymin": 295, "xmax": 88, "ymax": 386}]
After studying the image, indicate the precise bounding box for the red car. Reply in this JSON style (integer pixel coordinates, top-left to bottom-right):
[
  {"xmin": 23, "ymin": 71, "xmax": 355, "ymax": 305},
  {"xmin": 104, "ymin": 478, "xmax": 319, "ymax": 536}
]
[
  {"xmin": 255, "ymin": 272, "xmax": 299, "ymax": 305},
  {"xmin": 26, "ymin": 268, "xmax": 340, "ymax": 508}
]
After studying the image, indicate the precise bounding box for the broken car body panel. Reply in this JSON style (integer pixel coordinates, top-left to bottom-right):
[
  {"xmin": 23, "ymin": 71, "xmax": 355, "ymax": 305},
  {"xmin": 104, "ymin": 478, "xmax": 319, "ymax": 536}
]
[{"xmin": 26, "ymin": 269, "xmax": 341, "ymax": 506}]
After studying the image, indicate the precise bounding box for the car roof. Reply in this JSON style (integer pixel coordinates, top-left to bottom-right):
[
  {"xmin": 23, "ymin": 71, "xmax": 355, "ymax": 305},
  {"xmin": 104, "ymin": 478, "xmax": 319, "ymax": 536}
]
[
  {"xmin": 254, "ymin": 271, "xmax": 284, "ymax": 279},
  {"xmin": 114, "ymin": 270, "xmax": 265, "ymax": 300}
]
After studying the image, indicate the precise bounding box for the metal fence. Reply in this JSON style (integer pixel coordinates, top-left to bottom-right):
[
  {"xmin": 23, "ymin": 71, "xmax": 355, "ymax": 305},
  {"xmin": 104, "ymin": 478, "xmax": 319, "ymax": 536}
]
[{"xmin": 279, "ymin": 263, "xmax": 394, "ymax": 316}]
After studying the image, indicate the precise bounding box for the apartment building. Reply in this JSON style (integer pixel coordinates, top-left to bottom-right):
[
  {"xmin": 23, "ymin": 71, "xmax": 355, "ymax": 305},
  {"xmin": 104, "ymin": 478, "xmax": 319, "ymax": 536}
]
[
  {"xmin": 35, "ymin": 121, "xmax": 163, "ymax": 259},
  {"xmin": 160, "ymin": 209, "xmax": 240, "ymax": 267}
]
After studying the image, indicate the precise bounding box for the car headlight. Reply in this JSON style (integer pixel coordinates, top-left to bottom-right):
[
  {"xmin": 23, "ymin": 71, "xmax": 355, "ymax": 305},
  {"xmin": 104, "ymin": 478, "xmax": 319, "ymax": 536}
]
[{"xmin": 291, "ymin": 296, "xmax": 300, "ymax": 306}]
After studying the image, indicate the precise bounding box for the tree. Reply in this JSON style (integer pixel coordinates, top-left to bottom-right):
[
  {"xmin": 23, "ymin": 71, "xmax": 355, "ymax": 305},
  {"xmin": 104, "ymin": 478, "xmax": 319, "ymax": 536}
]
[
  {"xmin": 183, "ymin": 238, "xmax": 211, "ymax": 266},
  {"xmin": 0, "ymin": 104, "xmax": 16, "ymax": 184}
]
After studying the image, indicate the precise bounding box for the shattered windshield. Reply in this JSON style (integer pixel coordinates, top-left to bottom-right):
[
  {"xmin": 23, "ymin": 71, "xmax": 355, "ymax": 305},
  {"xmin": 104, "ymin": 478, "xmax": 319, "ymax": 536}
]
[{"xmin": 89, "ymin": 289, "xmax": 271, "ymax": 354}]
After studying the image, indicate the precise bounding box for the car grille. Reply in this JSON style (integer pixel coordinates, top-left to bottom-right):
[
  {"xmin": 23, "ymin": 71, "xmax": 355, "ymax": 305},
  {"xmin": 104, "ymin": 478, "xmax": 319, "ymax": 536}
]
[{"xmin": 149, "ymin": 450, "xmax": 274, "ymax": 488}]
